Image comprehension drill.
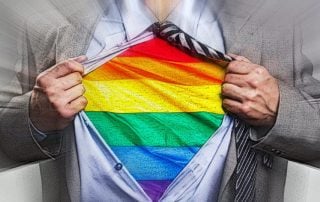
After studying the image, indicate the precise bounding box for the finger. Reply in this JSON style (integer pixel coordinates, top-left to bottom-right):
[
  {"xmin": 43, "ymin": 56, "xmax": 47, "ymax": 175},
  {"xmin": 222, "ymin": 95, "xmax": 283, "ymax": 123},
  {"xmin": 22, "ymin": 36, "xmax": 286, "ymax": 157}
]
[
  {"xmin": 57, "ymin": 72, "xmax": 83, "ymax": 90},
  {"xmin": 224, "ymin": 73, "xmax": 249, "ymax": 87},
  {"xmin": 222, "ymin": 98, "xmax": 243, "ymax": 115},
  {"xmin": 64, "ymin": 84, "xmax": 86, "ymax": 103},
  {"xmin": 50, "ymin": 59, "xmax": 84, "ymax": 79},
  {"xmin": 222, "ymin": 83, "xmax": 245, "ymax": 102},
  {"xmin": 224, "ymin": 100, "xmax": 266, "ymax": 125},
  {"xmin": 226, "ymin": 61, "xmax": 256, "ymax": 74},
  {"xmin": 67, "ymin": 96, "xmax": 88, "ymax": 112},
  {"xmin": 228, "ymin": 53, "xmax": 251, "ymax": 63},
  {"xmin": 71, "ymin": 55, "xmax": 88, "ymax": 63}
]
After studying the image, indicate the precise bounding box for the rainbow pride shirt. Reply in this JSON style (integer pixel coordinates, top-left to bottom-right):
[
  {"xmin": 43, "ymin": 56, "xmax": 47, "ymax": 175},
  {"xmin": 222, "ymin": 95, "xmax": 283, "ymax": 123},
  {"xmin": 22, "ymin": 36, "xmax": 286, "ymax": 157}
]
[{"xmin": 74, "ymin": 37, "xmax": 233, "ymax": 201}]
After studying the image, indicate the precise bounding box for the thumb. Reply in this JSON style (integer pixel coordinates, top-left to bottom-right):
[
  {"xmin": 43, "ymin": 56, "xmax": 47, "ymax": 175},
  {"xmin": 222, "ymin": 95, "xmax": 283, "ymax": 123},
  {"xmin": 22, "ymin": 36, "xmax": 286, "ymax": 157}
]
[{"xmin": 71, "ymin": 55, "xmax": 88, "ymax": 64}]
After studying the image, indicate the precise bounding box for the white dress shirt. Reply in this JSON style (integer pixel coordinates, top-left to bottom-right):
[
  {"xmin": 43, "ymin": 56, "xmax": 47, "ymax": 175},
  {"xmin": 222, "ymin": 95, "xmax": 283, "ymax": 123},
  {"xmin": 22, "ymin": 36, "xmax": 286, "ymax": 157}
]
[{"xmin": 74, "ymin": 0, "xmax": 233, "ymax": 201}]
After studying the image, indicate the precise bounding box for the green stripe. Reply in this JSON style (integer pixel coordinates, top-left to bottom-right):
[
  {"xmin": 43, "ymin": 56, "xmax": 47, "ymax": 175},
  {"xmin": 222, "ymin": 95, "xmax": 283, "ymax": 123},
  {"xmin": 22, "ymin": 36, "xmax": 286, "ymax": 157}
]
[{"xmin": 85, "ymin": 112, "xmax": 224, "ymax": 147}]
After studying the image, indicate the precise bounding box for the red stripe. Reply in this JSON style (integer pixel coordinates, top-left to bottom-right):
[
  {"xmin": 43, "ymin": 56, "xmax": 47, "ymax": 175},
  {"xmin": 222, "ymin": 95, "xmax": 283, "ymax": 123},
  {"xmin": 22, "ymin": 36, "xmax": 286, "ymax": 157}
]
[{"xmin": 119, "ymin": 38, "xmax": 202, "ymax": 63}]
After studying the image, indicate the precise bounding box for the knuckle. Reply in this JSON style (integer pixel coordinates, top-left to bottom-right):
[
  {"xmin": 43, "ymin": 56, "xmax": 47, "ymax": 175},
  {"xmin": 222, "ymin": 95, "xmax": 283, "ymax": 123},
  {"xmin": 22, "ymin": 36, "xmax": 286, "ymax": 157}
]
[
  {"xmin": 222, "ymin": 99, "xmax": 229, "ymax": 108},
  {"xmin": 80, "ymin": 96, "xmax": 88, "ymax": 107},
  {"xmin": 222, "ymin": 98, "xmax": 227, "ymax": 105},
  {"xmin": 60, "ymin": 60, "xmax": 71, "ymax": 67},
  {"xmin": 64, "ymin": 59, "xmax": 83, "ymax": 73},
  {"xmin": 76, "ymin": 73, "xmax": 83, "ymax": 83},
  {"xmin": 65, "ymin": 60, "xmax": 74, "ymax": 69},
  {"xmin": 224, "ymin": 74, "xmax": 232, "ymax": 82},
  {"xmin": 60, "ymin": 79, "xmax": 69, "ymax": 88},
  {"xmin": 48, "ymin": 96, "xmax": 62, "ymax": 109},
  {"xmin": 45, "ymin": 86, "xmax": 56, "ymax": 97},
  {"xmin": 226, "ymin": 62, "xmax": 233, "ymax": 71},
  {"xmin": 228, "ymin": 61, "xmax": 239, "ymax": 69},
  {"xmin": 247, "ymin": 78, "xmax": 259, "ymax": 87},
  {"xmin": 245, "ymin": 91, "xmax": 257, "ymax": 101},
  {"xmin": 61, "ymin": 59, "xmax": 76, "ymax": 71},
  {"xmin": 222, "ymin": 101, "xmax": 230, "ymax": 112},
  {"xmin": 221, "ymin": 84, "xmax": 229, "ymax": 95},
  {"xmin": 266, "ymin": 76, "xmax": 276, "ymax": 85},
  {"xmin": 36, "ymin": 75, "xmax": 48, "ymax": 87},
  {"xmin": 241, "ymin": 103, "xmax": 251, "ymax": 114},
  {"xmin": 76, "ymin": 84, "xmax": 85, "ymax": 95},
  {"xmin": 254, "ymin": 66, "xmax": 265, "ymax": 75}
]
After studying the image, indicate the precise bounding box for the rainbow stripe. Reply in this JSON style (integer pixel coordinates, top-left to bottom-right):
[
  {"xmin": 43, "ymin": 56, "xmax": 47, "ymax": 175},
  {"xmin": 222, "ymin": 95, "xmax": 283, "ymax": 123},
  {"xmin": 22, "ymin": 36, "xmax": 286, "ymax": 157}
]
[{"xmin": 83, "ymin": 38, "xmax": 225, "ymax": 201}]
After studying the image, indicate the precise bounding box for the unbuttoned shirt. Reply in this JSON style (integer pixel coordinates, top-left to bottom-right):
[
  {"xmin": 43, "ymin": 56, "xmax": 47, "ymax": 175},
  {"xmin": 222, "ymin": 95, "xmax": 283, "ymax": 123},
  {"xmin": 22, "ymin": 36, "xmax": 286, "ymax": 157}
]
[{"xmin": 74, "ymin": 0, "xmax": 233, "ymax": 201}]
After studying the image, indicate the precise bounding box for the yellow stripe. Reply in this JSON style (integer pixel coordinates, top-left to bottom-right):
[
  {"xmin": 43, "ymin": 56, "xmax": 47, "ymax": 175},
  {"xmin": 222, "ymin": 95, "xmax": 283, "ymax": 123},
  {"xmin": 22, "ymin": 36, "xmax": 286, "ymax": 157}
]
[
  {"xmin": 84, "ymin": 57, "xmax": 225, "ymax": 85},
  {"xmin": 84, "ymin": 79, "xmax": 224, "ymax": 114}
]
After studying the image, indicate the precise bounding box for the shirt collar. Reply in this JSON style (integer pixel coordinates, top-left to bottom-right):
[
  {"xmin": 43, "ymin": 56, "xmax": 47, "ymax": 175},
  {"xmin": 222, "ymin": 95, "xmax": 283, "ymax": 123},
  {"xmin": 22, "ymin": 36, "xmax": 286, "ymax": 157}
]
[
  {"xmin": 116, "ymin": 0, "xmax": 157, "ymax": 41},
  {"xmin": 115, "ymin": 0, "xmax": 215, "ymax": 41},
  {"xmin": 167, "ymin": 0, "xmax": 212, "ymax": 37}
]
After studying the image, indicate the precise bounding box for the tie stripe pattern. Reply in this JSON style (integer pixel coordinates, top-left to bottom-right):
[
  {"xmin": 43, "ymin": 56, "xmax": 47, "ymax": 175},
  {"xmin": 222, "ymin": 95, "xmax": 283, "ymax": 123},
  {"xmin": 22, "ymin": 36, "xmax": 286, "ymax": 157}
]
[
  {"xmin": 234, "ymin": 119, "xmax": 257, "ymax": 201},
  {"xmin": 155, "ymin": 21, "xmax": 257, "ymax": 202}
]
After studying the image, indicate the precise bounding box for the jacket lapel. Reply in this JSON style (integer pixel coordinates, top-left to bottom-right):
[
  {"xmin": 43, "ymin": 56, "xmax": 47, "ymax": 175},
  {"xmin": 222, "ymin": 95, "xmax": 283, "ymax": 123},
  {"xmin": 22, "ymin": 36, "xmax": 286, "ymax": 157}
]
[
  {"xmin": 55, "ymin": 1, "xmax": 103, "ymax": 61},
  {"xmin": 53, "ymin": 2, "xmax": 103, "ymax": 201},
  {"xmin": 217, "ymin": 0, "xmax": 264, "ymax": 200},
  {"xmin": 217, "ymin": 0, "xmax": 265, "ymax": 57}
]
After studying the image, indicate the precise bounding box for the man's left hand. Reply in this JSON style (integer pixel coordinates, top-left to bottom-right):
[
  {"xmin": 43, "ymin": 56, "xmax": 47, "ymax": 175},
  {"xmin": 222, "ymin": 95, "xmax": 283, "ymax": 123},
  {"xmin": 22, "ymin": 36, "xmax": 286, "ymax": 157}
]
[{"xmin": 222, "ymin": 55, "xmax": 280, "ymax": 127}]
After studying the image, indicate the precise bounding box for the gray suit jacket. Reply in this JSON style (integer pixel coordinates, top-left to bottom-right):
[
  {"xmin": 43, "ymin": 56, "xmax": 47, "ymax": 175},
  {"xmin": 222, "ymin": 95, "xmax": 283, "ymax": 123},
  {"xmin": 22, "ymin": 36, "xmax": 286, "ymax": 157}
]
[{"xmin": 1, "ymin": 0, "xmax": 320, "ymax": 201}]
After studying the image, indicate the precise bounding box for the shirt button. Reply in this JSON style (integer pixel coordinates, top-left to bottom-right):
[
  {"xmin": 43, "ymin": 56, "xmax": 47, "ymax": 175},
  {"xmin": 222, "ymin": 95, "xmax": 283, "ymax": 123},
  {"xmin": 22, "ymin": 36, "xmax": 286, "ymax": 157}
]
[{"xmin": 114, "ymin": 163, "xmax": 123, "ymax": 171}]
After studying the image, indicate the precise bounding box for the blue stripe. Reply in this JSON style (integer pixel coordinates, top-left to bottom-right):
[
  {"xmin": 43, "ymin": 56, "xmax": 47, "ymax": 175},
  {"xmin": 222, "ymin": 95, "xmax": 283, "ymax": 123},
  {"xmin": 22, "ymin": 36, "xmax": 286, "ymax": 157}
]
[{"xmin": 111, "ymin": 146, "xmax": 200, "ymax": 180}]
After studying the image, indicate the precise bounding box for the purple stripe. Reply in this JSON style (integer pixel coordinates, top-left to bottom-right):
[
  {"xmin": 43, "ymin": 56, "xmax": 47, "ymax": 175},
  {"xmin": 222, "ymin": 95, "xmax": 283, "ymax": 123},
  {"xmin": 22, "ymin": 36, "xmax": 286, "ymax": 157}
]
[{"xmin": 138, "ymin": 180, "xmax": 172, "ymax": 201}]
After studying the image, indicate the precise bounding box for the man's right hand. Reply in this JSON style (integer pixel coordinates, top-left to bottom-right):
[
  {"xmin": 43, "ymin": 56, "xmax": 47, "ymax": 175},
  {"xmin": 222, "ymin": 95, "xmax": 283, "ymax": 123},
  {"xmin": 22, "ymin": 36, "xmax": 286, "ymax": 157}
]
[{"xmin": 30, "ymin": 56, "xmax": 88, "ymax": 132}]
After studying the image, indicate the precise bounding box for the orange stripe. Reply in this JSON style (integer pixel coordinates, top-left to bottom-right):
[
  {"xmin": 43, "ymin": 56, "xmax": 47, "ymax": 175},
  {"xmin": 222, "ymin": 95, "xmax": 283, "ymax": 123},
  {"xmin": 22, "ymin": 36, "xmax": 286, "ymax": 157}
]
[{"xmin": 84, "ymin": 57, "xmax": 225, "ymax": 85}]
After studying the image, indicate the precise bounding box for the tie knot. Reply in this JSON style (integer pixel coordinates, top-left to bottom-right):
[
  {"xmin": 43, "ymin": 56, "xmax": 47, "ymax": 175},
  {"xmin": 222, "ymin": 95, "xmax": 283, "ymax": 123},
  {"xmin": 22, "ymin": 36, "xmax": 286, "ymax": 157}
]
[
  {"xmin": 151, "ymin": 21, "xmax": 178, "ymax": 38},
  {"xmin": 151, "ymin": 22, "xmax": 161, "ymax": 36}
]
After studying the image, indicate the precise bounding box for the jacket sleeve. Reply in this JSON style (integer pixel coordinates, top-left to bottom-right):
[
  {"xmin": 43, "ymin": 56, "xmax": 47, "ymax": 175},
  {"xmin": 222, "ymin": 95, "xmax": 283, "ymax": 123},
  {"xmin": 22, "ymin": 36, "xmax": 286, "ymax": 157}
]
[
  {"xmin": 0, "ymin": 19, "xmax": 63, "ymax": 162},
  {"xmin": 251, "ymin": 24, "xmax": 320, "ymax": 166}
]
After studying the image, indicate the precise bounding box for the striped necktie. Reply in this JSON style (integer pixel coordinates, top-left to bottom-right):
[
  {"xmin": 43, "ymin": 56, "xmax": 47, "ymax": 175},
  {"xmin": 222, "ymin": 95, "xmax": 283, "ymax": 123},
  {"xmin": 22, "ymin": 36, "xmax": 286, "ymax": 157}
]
[{"xmin": 153, "ymin": 21, "xmax": 258, "ymax": 202}]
